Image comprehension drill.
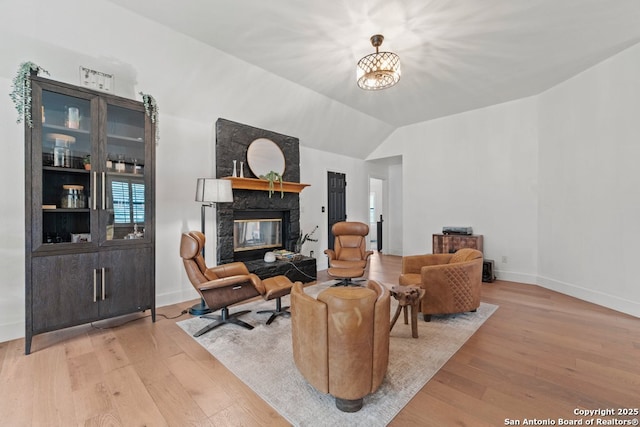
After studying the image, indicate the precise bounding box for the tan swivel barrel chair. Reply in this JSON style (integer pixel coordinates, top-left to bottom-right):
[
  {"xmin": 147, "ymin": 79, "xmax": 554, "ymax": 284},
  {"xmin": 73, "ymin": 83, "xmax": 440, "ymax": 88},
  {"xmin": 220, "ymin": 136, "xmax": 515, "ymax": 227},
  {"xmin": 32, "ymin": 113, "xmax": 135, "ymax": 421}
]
[
  {"xmin": 180, "ymin": 231, "xmax": 261, "ymax": 336},
  {"xmin": 291, "ymin": 280, "xmax": 390, "ymax": 412},
  {"xmin": 324, "ymin": 221, "xmax": 374, "ymax": 285},
  {"xmin": 399, "ymin": 248, "xmax": 483, "ymax": 321}
]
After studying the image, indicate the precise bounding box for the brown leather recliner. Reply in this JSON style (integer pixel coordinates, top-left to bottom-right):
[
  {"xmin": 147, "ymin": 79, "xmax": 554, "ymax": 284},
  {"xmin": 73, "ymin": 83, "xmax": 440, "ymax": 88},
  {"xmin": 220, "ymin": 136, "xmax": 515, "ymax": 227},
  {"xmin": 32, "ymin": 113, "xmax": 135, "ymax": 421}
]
[
  {"xmin": 324, "ymin": 221, "xmax": 374, "ymax": 285},
  {"xmin": 399, "ymin": 248, "xmax": 483, "ymax": 321},
  {"xmin": 180, "ymin": 231, "xmax": 262, "ymax": 336},
  {"xmin": 291, "ymin": 280, "xmax": 390, "ymax": 412}
]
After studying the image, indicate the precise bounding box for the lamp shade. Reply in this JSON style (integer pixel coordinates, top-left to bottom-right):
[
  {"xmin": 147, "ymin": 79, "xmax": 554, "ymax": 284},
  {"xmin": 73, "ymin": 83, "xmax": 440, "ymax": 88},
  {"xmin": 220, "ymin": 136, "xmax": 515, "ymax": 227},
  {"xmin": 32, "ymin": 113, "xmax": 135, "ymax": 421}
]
[{"xmin": 195, "ymin": 178, "xmax": 233, "ymax": 203}]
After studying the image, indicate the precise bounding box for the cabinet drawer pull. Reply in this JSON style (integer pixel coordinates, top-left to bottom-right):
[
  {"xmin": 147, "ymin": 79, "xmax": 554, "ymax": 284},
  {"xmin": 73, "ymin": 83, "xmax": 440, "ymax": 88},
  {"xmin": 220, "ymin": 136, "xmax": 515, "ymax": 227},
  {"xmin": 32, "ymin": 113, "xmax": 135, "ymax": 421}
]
[
  {"xmin": 101, "ymin": 268, "xmax": 106, "ymax": 300},
  {"xmin": 101, "ymin": 172, "xmax": 106, "ymax": 210},
  {"xmin": 93, "ymin": 269, "xmax": 97, "ymax": 303},
  {"xmin": 232, "ymin": 286, "xmax": 242, "ymax": 290},
  {"xmin": 92, "ymin": 172, "xmax": 97, "ymax": 210}
]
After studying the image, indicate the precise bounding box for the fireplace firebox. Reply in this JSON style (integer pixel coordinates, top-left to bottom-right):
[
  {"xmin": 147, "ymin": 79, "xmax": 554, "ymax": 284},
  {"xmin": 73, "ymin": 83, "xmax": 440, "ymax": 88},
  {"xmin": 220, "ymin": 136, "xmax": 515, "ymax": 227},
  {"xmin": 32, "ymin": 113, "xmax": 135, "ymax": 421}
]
[{"xmin": 233, "ymin": 210, "xmax": 289, "ymax": 262}]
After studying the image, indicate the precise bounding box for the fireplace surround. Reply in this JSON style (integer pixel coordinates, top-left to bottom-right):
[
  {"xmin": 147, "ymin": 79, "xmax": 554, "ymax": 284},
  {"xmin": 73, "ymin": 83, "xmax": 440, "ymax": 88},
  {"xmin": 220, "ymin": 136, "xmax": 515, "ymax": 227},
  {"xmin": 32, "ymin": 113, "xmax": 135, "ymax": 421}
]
[{"xmin": 215, "ymin": 119, "xmax": 302, "ymax": 265}]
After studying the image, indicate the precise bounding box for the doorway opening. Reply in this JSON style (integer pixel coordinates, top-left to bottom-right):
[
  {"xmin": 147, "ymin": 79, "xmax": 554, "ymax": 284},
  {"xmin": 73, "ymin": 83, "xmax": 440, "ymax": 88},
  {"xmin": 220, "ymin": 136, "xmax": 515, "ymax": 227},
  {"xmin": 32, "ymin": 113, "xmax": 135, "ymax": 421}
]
[{"xmin": 369, "ymin": 177, "xmax": 384, "ymax": 252}]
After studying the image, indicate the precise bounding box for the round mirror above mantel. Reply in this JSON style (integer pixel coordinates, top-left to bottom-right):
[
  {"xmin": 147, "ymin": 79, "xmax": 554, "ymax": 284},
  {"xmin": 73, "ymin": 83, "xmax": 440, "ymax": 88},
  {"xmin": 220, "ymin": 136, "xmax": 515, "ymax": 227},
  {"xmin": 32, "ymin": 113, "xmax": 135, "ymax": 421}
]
[{"xmin": 247, "ymin": 138, "xmax": 285, "ymax": 178}]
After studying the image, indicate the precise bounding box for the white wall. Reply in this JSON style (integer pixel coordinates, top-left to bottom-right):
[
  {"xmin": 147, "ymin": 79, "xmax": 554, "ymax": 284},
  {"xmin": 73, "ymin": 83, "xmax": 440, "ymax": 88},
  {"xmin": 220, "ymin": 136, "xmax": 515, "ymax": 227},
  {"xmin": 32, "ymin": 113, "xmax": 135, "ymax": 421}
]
[
  {"xmin": 537, "ymin": 43, "xmax": 640, "ymax": 316},
  {"xmin": 300, "ymin": 146, "xmax": 371, "ymax": 270},
  {"xmin": 368, "ymin": 42, "xmax": 640, "ymax": 317},
  {"xmin": 369, "ymin": 97, "xmax": 540, "ymax": 283},
  {"xmin": 0, "ymin": 0, "xmax": 380, "ymax": 342}
]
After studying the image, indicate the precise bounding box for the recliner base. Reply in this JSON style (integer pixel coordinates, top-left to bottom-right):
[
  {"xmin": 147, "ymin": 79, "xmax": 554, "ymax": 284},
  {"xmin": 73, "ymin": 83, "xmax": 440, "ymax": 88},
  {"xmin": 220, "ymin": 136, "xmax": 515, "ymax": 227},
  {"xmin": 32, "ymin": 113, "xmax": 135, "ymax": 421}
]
[{"xmin": 194, "ymin": 307, "xmax": 253, "ymax": 337}]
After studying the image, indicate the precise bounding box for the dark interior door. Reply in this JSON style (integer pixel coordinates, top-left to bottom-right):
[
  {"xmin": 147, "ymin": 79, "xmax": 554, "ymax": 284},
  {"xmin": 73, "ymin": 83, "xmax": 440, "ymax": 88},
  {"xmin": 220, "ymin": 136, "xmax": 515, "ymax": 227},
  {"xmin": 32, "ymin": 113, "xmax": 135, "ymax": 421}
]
[{"xmin": 327, "ymin": 171, "xmax": 346, "ymax": 250}]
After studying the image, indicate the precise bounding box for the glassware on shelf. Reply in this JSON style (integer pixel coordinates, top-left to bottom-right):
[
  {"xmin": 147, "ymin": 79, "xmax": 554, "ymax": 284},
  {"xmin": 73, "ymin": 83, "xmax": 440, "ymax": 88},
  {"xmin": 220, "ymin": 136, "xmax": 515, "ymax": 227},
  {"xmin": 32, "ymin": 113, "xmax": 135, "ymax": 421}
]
[
  {"xmin": 48, "ymin": 133, "xmax": 76, "ymax": 168},
  {"xmin": 115, "ymin": 154, "xmax": 126, "ymax": 172},
  {"xmin": 60, "ymin": 184, "xmax": 86, "ymax": 208},
  {"xmin": 133, "ymin": 158, "xmax": 142, "ymax": 174},
  {"xmin": 65, "ymin": 106, "xmax": 80, "ymax": 129}
]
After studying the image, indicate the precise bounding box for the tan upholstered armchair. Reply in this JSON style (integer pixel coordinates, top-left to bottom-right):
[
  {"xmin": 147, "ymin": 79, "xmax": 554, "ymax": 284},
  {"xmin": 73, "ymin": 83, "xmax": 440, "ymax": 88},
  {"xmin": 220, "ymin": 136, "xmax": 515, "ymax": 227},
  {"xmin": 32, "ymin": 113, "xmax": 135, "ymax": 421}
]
[
  {"xmin": 291, "ymin": 280, "xmax": 390, "ymax": 412},
  {"xmin": 324, "ymin": 221, "xmax": 374, "ymax": 285},
  {"xmin": 180, "ymin": 231, "xmax": 261, "ymax": 336},
  {"xmin": 399, "ymin": 248, "xmax": 483, "ymax": 321}
]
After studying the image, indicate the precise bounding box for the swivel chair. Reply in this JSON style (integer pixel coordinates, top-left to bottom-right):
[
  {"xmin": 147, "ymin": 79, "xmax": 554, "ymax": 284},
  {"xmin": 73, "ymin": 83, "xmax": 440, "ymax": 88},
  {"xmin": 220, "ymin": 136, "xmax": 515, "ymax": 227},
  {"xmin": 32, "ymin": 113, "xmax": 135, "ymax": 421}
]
[
  {"xmin": 291, "ymin": 280, "xmax": 390, "ymax": 412},
  {"xmin": 324, "ymin": 221, "xmax": 373, "ymax": 285}
]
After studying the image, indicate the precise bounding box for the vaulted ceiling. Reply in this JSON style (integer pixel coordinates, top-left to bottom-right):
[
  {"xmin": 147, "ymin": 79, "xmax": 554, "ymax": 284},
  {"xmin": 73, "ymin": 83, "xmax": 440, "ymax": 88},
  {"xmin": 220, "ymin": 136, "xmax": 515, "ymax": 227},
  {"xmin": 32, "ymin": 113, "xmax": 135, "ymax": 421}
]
[{"xmin": 108, "ymin": 0, "xmax": 640, "ymax": 155}]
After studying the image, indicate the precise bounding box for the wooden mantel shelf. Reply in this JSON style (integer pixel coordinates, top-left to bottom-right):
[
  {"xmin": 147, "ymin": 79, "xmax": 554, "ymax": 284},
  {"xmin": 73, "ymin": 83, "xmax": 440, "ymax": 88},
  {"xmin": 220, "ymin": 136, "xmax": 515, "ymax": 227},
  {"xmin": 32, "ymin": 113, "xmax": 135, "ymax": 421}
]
[{"xmin": 223, "ymin": 177, "xmax": 310, "ymax": 193}]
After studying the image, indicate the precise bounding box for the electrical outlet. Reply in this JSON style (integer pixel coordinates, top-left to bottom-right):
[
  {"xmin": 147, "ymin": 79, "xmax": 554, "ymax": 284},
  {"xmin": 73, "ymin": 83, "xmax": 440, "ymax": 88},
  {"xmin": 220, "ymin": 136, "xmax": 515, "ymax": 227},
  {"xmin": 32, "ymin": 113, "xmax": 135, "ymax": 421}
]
[{"xmin": 501, "ymin": 256, "xmax": 508, "ymax": 263}]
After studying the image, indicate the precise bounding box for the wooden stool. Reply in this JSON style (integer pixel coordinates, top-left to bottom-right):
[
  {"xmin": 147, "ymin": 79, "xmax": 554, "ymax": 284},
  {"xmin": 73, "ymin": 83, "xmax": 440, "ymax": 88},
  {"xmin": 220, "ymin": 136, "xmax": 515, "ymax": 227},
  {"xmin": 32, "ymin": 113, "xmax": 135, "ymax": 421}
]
[{"xmin": 389, "ymin": 285, "xmax": 426, "ymax": 338}]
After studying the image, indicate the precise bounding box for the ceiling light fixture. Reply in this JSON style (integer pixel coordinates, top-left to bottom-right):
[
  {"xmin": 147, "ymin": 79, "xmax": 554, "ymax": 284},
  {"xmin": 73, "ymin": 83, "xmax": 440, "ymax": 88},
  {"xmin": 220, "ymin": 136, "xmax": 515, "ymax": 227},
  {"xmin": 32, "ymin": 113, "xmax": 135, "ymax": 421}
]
[{"xmin": 356, "ymin": 34, "xmax": 401, "ymax": 90}]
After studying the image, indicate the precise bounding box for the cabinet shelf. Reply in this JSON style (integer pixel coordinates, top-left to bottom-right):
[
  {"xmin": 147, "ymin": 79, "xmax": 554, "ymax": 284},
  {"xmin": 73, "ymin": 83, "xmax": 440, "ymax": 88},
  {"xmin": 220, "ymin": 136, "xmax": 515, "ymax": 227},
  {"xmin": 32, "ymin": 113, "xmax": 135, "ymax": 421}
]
[
  {"xmin": 43, "ymin": 166, "xmax": 89, "ymax": 174},
  {"xmin": 42, "ymin": 208, "xmax": 90, "ymax": 213},
  {"xmin": 43, "ymin": 124, "xmax": 90, "ymax": 136},
  {"xmin": 223, "ymin": 176, "xmax": 310, "ymax": 193}
]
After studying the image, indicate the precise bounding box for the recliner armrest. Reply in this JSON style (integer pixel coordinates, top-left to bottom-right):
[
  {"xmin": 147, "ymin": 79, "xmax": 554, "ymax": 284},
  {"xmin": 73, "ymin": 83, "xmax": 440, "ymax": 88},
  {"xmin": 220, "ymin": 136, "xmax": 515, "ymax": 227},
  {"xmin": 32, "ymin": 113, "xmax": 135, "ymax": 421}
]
[
  {"xmin": 324, "ymin": 249, "xmax": 336, "ymax": 260},
  {"xmin": 197, "ymin": 274, "xmax": 256, "ymax": 292},
  {"xmin": 205, "ymin": 261, "xmax": 250, "ymax": 280}
]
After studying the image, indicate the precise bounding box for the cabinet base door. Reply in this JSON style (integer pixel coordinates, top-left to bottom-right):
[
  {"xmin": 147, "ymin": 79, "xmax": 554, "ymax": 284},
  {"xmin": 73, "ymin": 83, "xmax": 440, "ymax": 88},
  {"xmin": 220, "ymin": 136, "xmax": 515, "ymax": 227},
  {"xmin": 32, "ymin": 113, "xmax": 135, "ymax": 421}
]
[{"xmin": 30, "ymin": 253, "xmax": 101, "ymax": 334}]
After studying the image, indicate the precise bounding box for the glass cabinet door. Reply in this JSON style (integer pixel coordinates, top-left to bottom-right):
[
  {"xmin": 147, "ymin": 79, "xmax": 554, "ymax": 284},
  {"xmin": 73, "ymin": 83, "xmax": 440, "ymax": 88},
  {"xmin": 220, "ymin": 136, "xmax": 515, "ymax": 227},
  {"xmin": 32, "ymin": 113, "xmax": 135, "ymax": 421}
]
[
  {"xmin": 102, "ymin": 102, "xmax": 149, "ymax": 243},
  {"xmin": 39, "ymin": 89, "xmax": 94, "ymax": 248}
]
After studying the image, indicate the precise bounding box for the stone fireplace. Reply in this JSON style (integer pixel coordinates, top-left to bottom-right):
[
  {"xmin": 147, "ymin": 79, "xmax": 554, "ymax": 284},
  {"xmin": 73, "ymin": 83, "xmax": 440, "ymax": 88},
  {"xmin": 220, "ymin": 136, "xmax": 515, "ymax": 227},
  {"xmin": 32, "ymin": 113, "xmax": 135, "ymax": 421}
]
[{"xmin": 215, "ymin": 118, "xmax": 301, "ymax": 265}]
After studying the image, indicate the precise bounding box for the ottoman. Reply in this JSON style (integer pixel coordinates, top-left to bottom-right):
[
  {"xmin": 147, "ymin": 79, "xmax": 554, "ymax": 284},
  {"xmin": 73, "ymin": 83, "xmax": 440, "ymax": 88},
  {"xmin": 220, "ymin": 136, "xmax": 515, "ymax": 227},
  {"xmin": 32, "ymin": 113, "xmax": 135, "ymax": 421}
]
[{"xmin": 258, "ymin": 275, "xmax": 299, "ymax": 324}]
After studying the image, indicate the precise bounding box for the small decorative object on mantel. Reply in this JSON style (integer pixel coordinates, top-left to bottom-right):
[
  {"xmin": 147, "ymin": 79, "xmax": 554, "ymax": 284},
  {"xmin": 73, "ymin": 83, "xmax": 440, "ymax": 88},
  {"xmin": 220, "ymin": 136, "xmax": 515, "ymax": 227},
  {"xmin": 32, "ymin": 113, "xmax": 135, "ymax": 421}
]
[
  {"xmin": 10, "ymin": 61, "xmax": 49, "ymax": 128},
  {"xmin": 138, "ymin": 91, "xmax": 159, "ymax": 143},
  {"xmin": 260, "ymin": 170, "xmax": 284, "ymax": 198},
  {"xmin": 239, "ymin": 161, "xmax": 244, "ymax": 178},
  {"xmin": 232, "ymin": 160, "xmax": 237, "ymax": 177},
  {"xmin": 295, "ymin": 225, "xmax": 318, "ymax": 254}
]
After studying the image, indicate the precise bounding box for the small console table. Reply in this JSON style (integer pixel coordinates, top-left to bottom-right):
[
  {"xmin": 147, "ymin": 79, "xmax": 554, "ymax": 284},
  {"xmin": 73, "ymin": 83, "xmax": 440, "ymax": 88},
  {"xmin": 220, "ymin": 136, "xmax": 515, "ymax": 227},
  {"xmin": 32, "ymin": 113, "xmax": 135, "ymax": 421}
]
[
  {"xmin": 432, "ymin": 234, "xmax": 483, "ymax": 254},
  {"xmin": 244, "ymin": 256, "xmax": 317, "ymax": 283}
]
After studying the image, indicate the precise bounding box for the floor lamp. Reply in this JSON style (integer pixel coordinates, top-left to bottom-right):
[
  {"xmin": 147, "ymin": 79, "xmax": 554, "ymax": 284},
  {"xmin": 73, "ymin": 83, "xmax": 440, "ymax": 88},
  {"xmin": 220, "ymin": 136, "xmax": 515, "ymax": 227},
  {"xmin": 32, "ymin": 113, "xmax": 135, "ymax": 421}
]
[{"xmin": 189, "ymin": 178, "xmax": 234, "ymax": 316}]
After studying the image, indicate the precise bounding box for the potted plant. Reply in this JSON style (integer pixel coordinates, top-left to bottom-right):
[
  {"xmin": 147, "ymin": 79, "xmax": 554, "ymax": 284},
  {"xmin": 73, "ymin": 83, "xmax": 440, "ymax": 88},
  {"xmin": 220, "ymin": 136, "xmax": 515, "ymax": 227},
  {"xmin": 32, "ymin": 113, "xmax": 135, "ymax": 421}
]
[
  {"xmin": 260, "ymin": 170, "xmax": 284, "ymax": 198},
  {"xmin": 9, "ymin": 61, "xmax": 49, "ymax": 128},
  {"xmin": 295, "ymin": 225, "xmax": 318, "ymax": 254},
  {"xmin": 83, "ymin": 155, "xmax": 91, "ymax": 170}
]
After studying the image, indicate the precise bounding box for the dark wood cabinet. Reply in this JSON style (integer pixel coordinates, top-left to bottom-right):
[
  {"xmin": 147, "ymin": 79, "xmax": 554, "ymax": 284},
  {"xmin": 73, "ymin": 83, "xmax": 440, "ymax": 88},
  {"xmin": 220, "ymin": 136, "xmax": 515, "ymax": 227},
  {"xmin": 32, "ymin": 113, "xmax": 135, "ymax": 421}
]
[
  {"xmin": 25, "ymin": 77, "xmax": 155, "ymax": 354},
  {"xmin": 432, "ymin": 234, "xmax": 483, "ymax": 254}
]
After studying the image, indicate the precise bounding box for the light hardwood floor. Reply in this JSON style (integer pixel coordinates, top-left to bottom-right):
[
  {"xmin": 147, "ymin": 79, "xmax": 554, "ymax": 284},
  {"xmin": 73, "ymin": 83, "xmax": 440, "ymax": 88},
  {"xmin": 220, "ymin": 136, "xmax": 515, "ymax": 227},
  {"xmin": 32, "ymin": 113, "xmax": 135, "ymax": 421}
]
[{"xmin": 1, "ymin": 252, "xmax": 638, "ymax": 426}]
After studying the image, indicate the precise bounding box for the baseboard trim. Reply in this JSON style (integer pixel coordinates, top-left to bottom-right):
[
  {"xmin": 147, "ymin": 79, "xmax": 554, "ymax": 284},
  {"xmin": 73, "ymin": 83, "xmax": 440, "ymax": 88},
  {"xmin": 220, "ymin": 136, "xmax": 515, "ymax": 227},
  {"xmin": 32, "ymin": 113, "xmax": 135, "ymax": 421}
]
[
  {"xmin": 0, "ymin": 321, "xmax": 24, "ymax": 344},
  {"xmin": 537, "ymin": 275, "xmax": 639, "ymax": 318},
  {"xmin": 493, "ymin": 269, "xmax": 537, "ymax": 285}
]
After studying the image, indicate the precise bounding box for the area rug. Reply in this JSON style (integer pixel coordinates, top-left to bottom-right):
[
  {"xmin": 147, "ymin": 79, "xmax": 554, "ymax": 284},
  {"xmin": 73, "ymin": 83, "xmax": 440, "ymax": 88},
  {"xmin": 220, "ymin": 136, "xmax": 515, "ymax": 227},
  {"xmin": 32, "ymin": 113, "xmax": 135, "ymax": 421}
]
[{"xmin": 177, "ymin": 282, "xmax": 498, "ymax": 426}]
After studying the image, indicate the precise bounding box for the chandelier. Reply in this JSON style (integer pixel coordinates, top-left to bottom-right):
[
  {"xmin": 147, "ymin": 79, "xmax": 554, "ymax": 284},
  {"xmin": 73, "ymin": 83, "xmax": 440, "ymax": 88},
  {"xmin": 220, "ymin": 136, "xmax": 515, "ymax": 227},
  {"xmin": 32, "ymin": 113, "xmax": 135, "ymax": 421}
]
[{"xmin": 356, "ymin": 34, "xmax": 401, "ymax": 90}]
